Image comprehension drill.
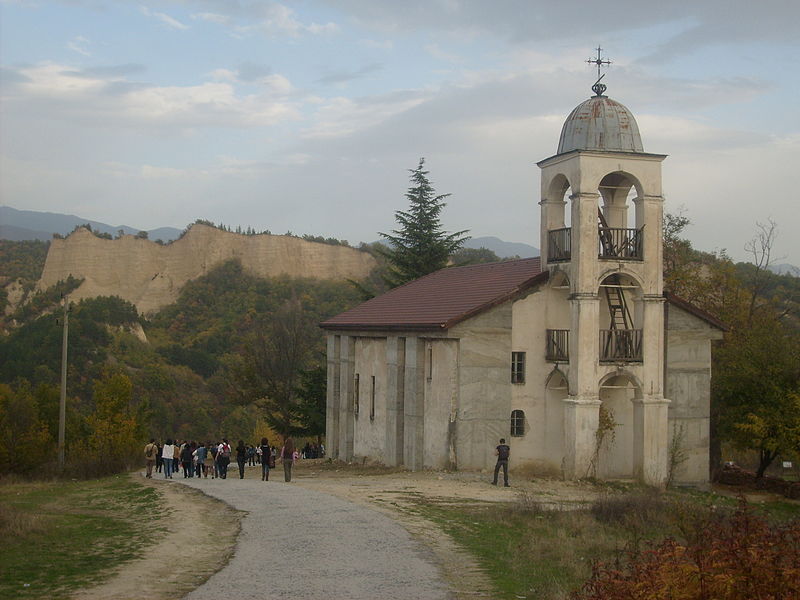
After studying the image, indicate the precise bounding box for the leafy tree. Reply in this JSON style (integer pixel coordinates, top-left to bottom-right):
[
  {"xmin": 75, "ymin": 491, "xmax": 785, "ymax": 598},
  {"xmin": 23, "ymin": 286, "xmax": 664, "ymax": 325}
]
[
  {"xmin": 227, "ymin": 298, "xmax": 319, "ymax": 436},
  {"xmin": 295, "ymin": 365, "xmax": 326, "ymax": 442},
  {"xmin": 451, "ymin": 246, "xmax": 501, "ymax": 266},
  {"xmin": 0, "ymin": 239, "xmax": 50, "ymax": 281},
  {"xmin": 714, "ymin": 311, "xmax": 800, "ymax": 477},
  {"xmin": 74, "ymin": 368, "xmax": 143, "ymax": 476},
  {"xmin": 379, "ymin": 158, "xmax": 469, "ymax": 287},
  {"xmin": 0, "ymin": 381, "xmax": 52, "ymax": 474}
]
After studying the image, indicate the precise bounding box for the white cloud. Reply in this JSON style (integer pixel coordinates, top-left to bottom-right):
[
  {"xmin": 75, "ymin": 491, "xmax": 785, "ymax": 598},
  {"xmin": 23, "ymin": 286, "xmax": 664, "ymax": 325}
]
[
  {"xmin": 3, "ymin": 62, "xmax": 301, "ymax": 130},
  {"xmin": 302, "ymin": 91, "xmax": 430, "ymax": 139},
  {"xmin": 140, "ymin": 6, "xmax": 189, "ymax": 30},
  {"xmin": 360, "ymin": 38, "xmax": 393, "ymax": 50},
  {"xmin": 66, "ymin": 36, "xmax": 92, "ymax": 57},
  {"xmin": 425, "ymin": 43, "xmax": 462, "ymax": 63},
  {"xmin": 190, "ymin": 2, "xmax": 338, "ymax": 38}
]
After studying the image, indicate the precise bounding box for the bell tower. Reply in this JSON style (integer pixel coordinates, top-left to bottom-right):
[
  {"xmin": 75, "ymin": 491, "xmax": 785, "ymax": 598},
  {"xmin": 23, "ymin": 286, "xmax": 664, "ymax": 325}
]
[{"xmin": 537, "ymin": 50, "xmax": 670, "ymax": 484}]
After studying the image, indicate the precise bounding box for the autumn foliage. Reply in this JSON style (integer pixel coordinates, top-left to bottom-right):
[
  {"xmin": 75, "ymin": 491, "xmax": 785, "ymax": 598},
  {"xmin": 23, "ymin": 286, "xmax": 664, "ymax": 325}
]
[{"xmin": 574, "ymin": 501, "xmax": 800, "ymax": 600}]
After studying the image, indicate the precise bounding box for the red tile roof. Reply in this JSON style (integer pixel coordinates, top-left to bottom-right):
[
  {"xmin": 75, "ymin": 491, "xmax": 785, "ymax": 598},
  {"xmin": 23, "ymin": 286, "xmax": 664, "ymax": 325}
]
[{"xmin": 321, "ymin": 258, "xmax": 546, "ymax": 332}]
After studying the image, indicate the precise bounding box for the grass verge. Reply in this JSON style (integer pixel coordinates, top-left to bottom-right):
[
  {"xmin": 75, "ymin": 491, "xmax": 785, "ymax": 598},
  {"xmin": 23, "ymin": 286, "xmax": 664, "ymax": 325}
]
[
  {"xmin": 400, "ymin": 486, "xmax": 800, "ymax": 600},
  {"xmin": 0, "ymin": 474, "xmax": 164, "ymax": 599}
]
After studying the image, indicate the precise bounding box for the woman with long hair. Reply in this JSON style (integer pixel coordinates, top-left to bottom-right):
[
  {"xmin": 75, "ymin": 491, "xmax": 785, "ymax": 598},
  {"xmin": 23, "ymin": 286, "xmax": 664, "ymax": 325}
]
[
  {"xmin": 281, "ymin": 436, "xmax": 295, "ymax": 482},
  {"xmin": 236, "ymin": 440, "xmax": 247, "ymax": 479}
]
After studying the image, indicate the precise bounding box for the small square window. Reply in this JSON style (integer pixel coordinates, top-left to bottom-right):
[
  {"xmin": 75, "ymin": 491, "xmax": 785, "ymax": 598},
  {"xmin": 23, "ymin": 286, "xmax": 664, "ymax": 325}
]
[{"xmin": 511, "ymin": 352, "xmax": 526, "ymax": 384}]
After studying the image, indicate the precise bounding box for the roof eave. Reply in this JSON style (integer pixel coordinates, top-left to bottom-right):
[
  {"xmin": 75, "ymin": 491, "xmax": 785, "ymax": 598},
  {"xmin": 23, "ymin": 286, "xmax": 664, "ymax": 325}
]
[
  {"xmin": 442, "ymin": 270, "xmax": 549, "ymax": 329},
  {"xmin": 664, "ymin": 291, "xmax": 728, "ymax": 331}
]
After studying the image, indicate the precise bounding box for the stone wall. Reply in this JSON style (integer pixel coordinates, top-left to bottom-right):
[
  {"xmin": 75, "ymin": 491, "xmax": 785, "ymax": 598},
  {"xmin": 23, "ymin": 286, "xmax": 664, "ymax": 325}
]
[{"xmin": 38, "ymin": 225, "xmax": 376, "ymax": 315}]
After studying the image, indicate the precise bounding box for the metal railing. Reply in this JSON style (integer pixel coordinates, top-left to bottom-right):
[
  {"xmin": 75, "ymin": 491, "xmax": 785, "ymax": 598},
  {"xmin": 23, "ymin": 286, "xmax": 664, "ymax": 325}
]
[
  {"xmin": 547, "ymin": 228, "xmax": 571, "ymax": 262},
  {"xmin": 598, "ymin": 227, "xmax": 643, "ymax": 260},
  {"xmin": 599, "ymin": 329, "xmax": 643, "ymax": 362},
  {"xmin": 546, "ymin": 329, "xmax": 569, "ymax": 362}
]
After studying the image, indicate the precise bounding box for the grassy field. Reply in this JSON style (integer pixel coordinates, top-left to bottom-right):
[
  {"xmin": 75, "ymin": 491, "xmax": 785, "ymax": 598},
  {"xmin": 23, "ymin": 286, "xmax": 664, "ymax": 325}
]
[
  {"xmin": 0, "ymin": 475, "xmax": 165, "ymax": 599},
  {"xmin": 401, "ymin": 485, "xmax": 800, "ymax": 600}
]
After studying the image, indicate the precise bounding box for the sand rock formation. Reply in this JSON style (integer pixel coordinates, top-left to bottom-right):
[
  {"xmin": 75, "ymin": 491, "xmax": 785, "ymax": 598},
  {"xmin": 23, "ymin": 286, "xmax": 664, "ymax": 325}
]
[{"xmin": 38, "ymin": 225, "xmax": 376, "ymax": 315}]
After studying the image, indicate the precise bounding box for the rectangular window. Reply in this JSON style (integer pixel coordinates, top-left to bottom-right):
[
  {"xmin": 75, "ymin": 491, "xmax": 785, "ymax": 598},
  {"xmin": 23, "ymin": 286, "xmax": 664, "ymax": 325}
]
[
  {"xmin": 353, "ymin": 373, "xmax": 360, "ymax": 415},
  {"xmin": 427, "ymin": 346, "xmax": 433, "ymax": 381},
  {"xmin": 511, "ymin": 352, "xmax": 526, "ymax": 384},
  {"xmin": 370, "ymin": 375, "xmax": 376, "ymax": 421}
]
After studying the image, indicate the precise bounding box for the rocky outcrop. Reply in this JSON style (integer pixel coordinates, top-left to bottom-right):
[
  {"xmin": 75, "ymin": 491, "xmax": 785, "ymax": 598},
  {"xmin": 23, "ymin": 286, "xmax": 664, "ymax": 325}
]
[{"xmin": 38, "ymin": 225, "xmax": 376, "ymax": 315}]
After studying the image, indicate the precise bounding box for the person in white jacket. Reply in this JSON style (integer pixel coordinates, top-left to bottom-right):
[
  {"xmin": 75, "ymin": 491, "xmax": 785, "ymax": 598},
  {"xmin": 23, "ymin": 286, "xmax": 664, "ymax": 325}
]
[{"xmin": 161, "ymin": 439, "xmax": 175, "ymax": 479}]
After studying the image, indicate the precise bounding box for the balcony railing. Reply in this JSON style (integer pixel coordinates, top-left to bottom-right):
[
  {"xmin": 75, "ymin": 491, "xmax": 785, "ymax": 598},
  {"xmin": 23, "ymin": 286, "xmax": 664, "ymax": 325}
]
[
  {"xmin": 598, "ymin": 227, "xmax": 643, "ymax": 260},
  {"xmin": 599, "ymin": 329, "xmax": 643, "ymax": 363},
  {"xmin": 547, "ymin": 227, "xmax": 571, "ymax": 262},
  {"xmin": 546, "ymin": 329, "xmax": 570, "ymax": 362},
  {"xmin": 548, "ymin": 226, "xmax": 643, "ymax": 263}
]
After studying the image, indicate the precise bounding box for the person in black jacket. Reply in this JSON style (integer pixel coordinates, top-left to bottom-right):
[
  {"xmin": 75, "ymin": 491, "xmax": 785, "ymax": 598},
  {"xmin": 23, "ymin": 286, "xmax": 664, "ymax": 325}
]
[
  {"xmin": 236, "ymin": 440, "xmax": 247, "ymax": 479},
  {"xmin": 492, "ymin": 438, "xmax": 510, "ymax": 487}
]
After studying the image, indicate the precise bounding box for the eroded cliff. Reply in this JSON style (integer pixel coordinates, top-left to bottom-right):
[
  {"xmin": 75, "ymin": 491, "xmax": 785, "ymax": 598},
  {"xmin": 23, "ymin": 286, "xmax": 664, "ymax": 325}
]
[{"xmin": 38, "ymin": 225, "xmax": 376, "ymax": 315}]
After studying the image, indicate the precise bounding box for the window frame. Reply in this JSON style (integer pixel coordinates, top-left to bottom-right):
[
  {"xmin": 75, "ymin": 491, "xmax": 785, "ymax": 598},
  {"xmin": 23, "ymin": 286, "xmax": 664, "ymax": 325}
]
[
  {"xmin": 511, "ymin": 351, "xmax": 526, "ymax": 384},
  {"xmin": 510, "ymin": 409, "xmax": 525, "ymax": 437},
  {"xmin": 370, "ymin": 375, "xmax": 376, "ymax": 421},
  {"xmin": 353, "ymin": 373, "xmax": 360, "ymax": 416}
]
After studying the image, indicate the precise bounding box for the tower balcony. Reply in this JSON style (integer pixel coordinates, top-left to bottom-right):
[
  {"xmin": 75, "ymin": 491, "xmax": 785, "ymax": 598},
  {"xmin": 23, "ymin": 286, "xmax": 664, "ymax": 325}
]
[
  {"xmin": 547, "ymin": 228, "xmax": 572, "ymax": 262},
  {"xmin": 598, "ymin": 227, "xmax": 643, "ymax": 260},
  {"xmin": 546, "ymin": 226, "xmax": 644, "ymax": 263},
  {"xmin": 546, "ymin": 329, "xmax": 570, "ymax": 362},
  {"xmin": 599, "ymin": 329, "xmax": 643, "ymax": 363}
]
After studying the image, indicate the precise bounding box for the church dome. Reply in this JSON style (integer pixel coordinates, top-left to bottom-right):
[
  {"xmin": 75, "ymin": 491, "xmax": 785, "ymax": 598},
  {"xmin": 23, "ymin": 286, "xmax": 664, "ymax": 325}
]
[{"xmin": 557, "ymin": 95, "xmax": 643, "ymax": 154}]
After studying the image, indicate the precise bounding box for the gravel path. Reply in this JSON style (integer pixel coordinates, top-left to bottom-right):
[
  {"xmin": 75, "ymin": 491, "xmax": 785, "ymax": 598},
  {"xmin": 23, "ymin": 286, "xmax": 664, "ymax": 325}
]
[{"xmin": 176, "ymin": 473, "xmax": 450, "ymax": 600}]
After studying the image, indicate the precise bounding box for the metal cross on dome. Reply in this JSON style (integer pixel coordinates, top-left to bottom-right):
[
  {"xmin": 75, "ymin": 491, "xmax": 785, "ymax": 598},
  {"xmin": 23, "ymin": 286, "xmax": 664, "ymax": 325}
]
[{"xmin": 587, "ymin": 46, "xmax": 612, "ymax": 96}]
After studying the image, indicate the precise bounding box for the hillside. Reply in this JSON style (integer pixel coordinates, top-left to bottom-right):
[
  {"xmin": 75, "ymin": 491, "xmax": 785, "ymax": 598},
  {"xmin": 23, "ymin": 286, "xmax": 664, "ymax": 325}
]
[{"xmin": 37, "ymin": 224, "xmax": 376, "ymax": 315}]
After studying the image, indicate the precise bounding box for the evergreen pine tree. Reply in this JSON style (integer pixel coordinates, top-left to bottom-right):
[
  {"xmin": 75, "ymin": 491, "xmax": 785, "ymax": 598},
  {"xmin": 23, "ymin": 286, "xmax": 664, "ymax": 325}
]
[{"xmin": 379, "ymin": 158, "xmax": 469, "ymax": 288}]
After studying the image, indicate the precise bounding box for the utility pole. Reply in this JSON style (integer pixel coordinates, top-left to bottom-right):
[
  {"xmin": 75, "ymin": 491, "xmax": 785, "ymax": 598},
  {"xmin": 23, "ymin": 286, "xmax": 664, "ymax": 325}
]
[{"xmin": 58, "ymin": 294, "xmax": 69, "ymax": 469}]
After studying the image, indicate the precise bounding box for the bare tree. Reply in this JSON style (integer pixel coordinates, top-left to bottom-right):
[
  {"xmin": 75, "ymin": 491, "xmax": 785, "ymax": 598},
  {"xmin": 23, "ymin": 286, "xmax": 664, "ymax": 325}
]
[{"xmin": 744, "ymin": 219, "xmax": 781, "ymax": 322}]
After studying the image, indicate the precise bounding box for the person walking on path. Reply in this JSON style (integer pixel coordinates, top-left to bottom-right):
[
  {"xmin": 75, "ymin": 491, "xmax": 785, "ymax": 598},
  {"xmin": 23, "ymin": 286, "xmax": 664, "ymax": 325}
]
[
  {"xmin": 209, "ymin": 441, "xmax": 219, "ymax": 478},
  {"xmin": 217, "ymin": 439, "xmax": 231, "ymax": 479},
  {"xmin": 236, "ymin": 440, "xmax": 247, "ymax": 479},
  {"xmin": 144, "ymin": 438, "xmax": 158, "ymax": 478},
  {"xmin": 259, "ymin": 437, "xmax": 271, "ymax": 481},
  {"xmin": 281, "ymin": 437, "xmax": 295, "ymax": 482},
  {"xmin": 161, "ymin": 439, "xmax": 175, "ymax": 479},
  {"xmin": 492, "ymin": 438, "xmax": 510, "ymax": 487},
  {"xmin": 194, "ymin": 442, "xmax": 208, "ymax": 478}
]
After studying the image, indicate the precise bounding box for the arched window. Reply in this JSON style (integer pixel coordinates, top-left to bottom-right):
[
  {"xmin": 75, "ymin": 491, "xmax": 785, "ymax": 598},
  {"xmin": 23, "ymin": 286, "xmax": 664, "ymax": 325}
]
[{"xmin": 510, "ymin": 410, "xmax": 525, "ymax": 437}]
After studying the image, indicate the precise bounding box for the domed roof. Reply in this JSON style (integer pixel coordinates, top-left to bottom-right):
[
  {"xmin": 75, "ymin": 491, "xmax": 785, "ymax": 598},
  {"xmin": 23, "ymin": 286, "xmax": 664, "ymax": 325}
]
[{"xmin": 557, "ymin": 95, "xmax": 643, "ymax": 154}]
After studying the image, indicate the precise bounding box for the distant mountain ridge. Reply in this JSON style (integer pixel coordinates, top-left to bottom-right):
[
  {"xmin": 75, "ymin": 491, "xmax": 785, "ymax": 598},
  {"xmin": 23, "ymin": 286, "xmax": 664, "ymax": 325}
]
[
  {"xmin": 464, "ymin": 236, "xmax": 538, "ymax": 259},
  {"xmin": 0, "ymin": 206, "xmax": 182, "ymax": 242}
]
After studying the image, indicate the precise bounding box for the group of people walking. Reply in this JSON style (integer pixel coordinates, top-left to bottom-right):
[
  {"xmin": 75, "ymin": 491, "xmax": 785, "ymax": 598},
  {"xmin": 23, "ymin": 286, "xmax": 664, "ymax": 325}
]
[{"xmin": 144, "ymin": 436, "xmax": 316, "ymax": 483}]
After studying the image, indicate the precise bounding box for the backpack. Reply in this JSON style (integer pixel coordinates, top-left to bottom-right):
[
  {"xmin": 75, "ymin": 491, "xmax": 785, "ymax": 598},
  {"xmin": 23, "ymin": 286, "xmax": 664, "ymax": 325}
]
[
  {"xmin": 145, "ymin": 443, "xmax": 156, "ymax": 459},
  {"xmin": 221, "ymin": 443, "xmax": 231, "ymax": 458}
]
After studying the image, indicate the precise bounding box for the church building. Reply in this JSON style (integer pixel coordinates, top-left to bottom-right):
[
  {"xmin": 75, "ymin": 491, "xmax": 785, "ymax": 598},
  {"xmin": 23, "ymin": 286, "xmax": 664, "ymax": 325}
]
[{"xmin": 321, "ymin": 74, "xmax": 724, "ymax": 486}]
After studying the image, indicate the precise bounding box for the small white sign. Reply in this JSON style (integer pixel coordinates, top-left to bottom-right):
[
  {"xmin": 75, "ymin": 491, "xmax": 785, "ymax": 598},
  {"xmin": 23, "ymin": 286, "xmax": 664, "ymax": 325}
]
[{"xmin": 782, "ymin": 461, "xmax": 793, "ymax": 469}]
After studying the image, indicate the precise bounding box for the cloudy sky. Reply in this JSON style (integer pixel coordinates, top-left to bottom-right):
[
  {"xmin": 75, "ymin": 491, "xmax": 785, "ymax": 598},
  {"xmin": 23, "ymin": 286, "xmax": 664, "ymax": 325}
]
[{"xmin": 1, "ymin": 0, "xmax": 799, "ymax": 264}]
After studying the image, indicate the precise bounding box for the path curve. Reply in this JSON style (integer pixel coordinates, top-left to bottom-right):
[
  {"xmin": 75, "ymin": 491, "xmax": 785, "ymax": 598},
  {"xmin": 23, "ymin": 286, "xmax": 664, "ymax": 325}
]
[{"xmin": 176, "ymin": 475, "xmax": 450, "ymax": 600}]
